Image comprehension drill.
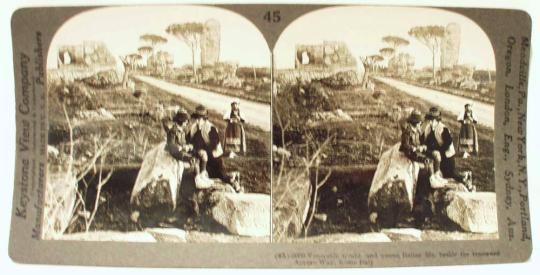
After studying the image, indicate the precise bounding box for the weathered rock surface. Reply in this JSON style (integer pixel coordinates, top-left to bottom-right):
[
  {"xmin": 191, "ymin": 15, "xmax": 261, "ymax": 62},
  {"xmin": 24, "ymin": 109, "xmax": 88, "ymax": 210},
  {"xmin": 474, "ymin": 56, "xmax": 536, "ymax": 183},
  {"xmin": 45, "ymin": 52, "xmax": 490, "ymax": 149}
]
[
  {"xmin": 43, "ymin": 171, "xmax": 77, "ymax": 239},
  {"xmin": 382, "ymin": 228, "xmax": 423, "ymax": 241},
  {"xmin": 368, "ymin": 143, "xmax": 420, "ymax": 228},
  {"xmin": 272, "ymin": 170, "xmax": 312, "ymax": 240},
  {"xmin": 130, "ymin": 142, "xmax": 187, "ymax": 212},
  {"xmin": 210, "ymin": 192, "xmax": 271, "ymax": 237},
  {"xmin": 308, "ymin": 109, "xmax": 353, "ymax": 126},
  {"xmin": 295, "ymin": 232, "xmax": 391, "ymax": 243},
  {"xmin": 445, "ymin": 192, "xmax": 498, "ymax": 233}
]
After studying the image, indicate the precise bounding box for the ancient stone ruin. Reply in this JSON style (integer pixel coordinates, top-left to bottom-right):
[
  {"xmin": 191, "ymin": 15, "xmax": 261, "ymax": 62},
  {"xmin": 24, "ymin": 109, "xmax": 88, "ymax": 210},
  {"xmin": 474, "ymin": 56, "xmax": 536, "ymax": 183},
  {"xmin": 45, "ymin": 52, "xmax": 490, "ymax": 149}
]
[
  {"xmin": 57, "ymin": 41, "xmax": 116, "ymax": 68},
  {"xmin": 295, "ymin": 41, "xmax": 357, "ymax": 72},
  {"xmin": 440, "ymin": 23, "xmax": 461, "ymax": 69},
  {"xmin": 130, "ymin": 142, "xmax": 271, "ymax": 238},
  {"xmin": 368, "ymin": 143, "xmax": 498, "ymax": 235},
  {"xmin": 201, "ymin": 19, "xmax": 221, "ymax": 66},
  {"xmin": 51, "ymin": 41, "xmax": 118, "ymax": 82},
  {"xmin": 277, "ymin": 41, "xmax": 360, "ymax": 84}
]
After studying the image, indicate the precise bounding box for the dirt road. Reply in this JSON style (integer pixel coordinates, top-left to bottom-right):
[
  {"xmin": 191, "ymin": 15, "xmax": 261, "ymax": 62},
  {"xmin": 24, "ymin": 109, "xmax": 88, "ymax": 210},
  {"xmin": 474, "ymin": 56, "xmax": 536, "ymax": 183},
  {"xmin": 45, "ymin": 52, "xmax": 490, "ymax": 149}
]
[
  {"xmin": 374, "ymin": 76, "xmax": 494, "ymax": 128},
  {"xmin": 135, "ymin": 75, "xmax": 271, "ymax": 131}
]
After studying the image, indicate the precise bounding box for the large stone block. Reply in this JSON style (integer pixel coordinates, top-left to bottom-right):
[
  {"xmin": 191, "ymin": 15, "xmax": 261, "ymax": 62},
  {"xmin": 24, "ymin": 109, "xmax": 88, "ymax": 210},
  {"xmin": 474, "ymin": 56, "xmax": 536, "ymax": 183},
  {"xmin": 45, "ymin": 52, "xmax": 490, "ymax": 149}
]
[
  {"xmin": 130, "ymin": 142, "xmax": 186, "ymax": 212},
  {"xmin": 43, "ymin": 171, "xmax": 78, "ymax": 239},
  {"xmin": 445, "ymin": 192, "xmax": 498, "ymax": 233},
  {"xmin": 210, "ymin": 192, "xmax": 271, "ymax": 237},
  {"xmin": 272, "ymin": 170, "xmax": 312, "ymax": 240},
  {"xmin": 368, "ymin": 143, "xmax": 420, "ymax": 227}
]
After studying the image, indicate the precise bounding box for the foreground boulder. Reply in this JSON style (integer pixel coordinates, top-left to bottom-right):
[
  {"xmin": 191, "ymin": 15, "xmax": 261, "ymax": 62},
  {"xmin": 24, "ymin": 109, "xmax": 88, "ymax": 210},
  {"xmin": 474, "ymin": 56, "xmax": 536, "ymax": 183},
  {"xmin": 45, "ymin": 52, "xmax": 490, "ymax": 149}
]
[
  {"xmin": 368, "ymin": 143, "xmax": 420, "ymax": 227},
  {"xmin": 42, "ymin": 171, "xmax": 77, "ymax": 239},
  {"xmin": 272, "ymin": 169, "xmax": 312, "ymax": 240},
  {"xmin": 130, "ymin": 142, "xmax": 187, "ymax": 214},
  {"xmin": 445, "ymin": 192, "xmax": 498, "ymax": 233},
  {"xmin": 209, "ymin": 192, "xmax": 271, "ymax": 237}
]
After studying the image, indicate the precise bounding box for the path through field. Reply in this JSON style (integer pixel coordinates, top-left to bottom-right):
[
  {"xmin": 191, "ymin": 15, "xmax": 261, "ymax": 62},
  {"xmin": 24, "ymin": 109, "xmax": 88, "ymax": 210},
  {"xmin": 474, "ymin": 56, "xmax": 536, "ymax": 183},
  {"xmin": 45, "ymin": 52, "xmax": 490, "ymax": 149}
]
[
  {"xmin": 135, "ymin": 75, "xmax": 271, "ymax": 131},
  {"xmin": 374, "ymin": 76, "xmax": 494, "ymax": 128}
]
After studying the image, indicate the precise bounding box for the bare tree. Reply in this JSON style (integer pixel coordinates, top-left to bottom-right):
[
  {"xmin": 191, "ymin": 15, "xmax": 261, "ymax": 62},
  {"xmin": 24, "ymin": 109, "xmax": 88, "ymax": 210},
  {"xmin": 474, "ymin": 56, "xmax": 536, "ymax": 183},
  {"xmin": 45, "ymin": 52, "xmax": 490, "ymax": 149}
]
[
  {"xmin": 360, "ymin": 54, "xmax": 384, "ymax": 88},
  {"xmin": 408, "ymin": 25, "xmax": 445, "ymax": 80},
  {"xmin": 166, "ymin": 22, "xmax": 205, "ymax": 83},
  {"xmin": 272, "ymin": 86, "xmax": 334, "ymax": 240},
  {"xmin": 120, "ymin": 53, "xmax": 142, "ymax": 88}
]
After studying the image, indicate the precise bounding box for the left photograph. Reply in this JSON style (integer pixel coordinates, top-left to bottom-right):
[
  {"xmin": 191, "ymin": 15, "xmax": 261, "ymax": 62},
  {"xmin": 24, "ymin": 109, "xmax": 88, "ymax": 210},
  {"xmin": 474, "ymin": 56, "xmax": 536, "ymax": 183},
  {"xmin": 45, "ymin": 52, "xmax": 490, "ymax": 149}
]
[{"xmin": 44, "ymin": 6, "xmax": 271, "ymax": 243}]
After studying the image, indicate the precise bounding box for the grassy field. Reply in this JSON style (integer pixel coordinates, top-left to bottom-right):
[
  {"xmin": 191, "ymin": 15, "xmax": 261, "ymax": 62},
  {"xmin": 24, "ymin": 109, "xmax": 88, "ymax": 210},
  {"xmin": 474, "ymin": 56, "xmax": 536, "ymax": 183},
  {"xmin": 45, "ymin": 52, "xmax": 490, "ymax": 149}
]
[
  {"xmin": 274, "ymin": 77, "xmax": 495, "ymax": 237},
  {"xmin": 48, "ymin": 77, "xmax": 270, "ymax": 233},
  {"xmin": 304, "ymin": 79, "xmax": 494, "ymax": 190},
  {"xmin": 163, "ymin": 76, "xmax": 271, "ymax": 104}
]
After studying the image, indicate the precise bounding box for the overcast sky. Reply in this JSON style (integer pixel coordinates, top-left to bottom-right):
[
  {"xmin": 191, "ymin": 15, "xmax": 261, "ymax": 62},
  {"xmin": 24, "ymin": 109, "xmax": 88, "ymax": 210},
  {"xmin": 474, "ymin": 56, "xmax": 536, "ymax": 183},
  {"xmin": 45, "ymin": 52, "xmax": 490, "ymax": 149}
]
[
  {"xmin": 274, "ymin": 6, "xmax": 496, "ymax": 71},
  {"xmin": 47, "ymin": 5, "xmax": 270, "ymax": 69}
]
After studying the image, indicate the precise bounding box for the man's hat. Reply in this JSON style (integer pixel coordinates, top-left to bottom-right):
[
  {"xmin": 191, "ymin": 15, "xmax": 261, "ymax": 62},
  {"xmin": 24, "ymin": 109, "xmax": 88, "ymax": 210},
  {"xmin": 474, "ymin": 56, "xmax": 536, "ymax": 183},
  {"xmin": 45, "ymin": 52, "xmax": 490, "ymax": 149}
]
[
  {"xmin": 192, "ymin": 105, "xmax": 208, "ymax": 119},
  {"xmin": 407, "ymin": 110, "xmax": 422, "ymax": 124},
  {"xmin": 173, "ymin": 110, "xmax": 190, "ymax": 125},
  {"xmin": 425, "ymin": 107, "xmax": 441, "ymax": 120}
]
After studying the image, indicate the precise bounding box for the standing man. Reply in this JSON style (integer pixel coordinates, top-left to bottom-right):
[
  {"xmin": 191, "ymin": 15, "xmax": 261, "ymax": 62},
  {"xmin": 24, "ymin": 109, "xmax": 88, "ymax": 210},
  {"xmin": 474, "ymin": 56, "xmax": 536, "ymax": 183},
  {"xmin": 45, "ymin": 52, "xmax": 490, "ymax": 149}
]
[
  {"xmin": 423, "ymin": 107, "xmax": 462, "ymax": 186},
  {"xmin": 188, "ymin": 105, "xmax": 241, "ymax": 192}
]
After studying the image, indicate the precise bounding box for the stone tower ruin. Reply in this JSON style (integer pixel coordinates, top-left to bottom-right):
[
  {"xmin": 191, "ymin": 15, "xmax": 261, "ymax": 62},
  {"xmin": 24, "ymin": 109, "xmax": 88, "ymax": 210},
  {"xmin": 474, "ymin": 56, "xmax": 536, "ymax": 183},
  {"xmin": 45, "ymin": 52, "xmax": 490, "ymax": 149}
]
[
  {"xmin": 200, "ymin": 19, "xmax": 221, "ymax": 66},
  {"xmin": 440, "ymin": 23, "xmax": 461, "ymax": 69}
]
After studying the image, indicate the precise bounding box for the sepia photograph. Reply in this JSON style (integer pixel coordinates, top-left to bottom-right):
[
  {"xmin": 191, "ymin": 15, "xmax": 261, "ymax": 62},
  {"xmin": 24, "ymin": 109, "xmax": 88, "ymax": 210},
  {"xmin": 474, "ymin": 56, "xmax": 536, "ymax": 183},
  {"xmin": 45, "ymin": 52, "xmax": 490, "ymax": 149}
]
[
  {"xmin": 44, "ymin": 5, "xmax": 271, "ymax": 243},
  {"xmin": 272, "ymin": 6, "xmax": 497, "ymax": 242}
]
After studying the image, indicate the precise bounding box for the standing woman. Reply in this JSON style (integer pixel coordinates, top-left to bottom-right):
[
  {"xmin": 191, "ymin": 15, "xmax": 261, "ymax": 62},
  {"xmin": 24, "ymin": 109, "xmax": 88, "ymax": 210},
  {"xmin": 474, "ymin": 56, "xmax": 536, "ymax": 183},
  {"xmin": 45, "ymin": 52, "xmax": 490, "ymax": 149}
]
[
  {"xmin": 223, "ymin": 98, "xmax": 246, "ymax": 158},
  {"xmin": 457, "ymin": 103, "xmax": 479, "ymax": 158}
]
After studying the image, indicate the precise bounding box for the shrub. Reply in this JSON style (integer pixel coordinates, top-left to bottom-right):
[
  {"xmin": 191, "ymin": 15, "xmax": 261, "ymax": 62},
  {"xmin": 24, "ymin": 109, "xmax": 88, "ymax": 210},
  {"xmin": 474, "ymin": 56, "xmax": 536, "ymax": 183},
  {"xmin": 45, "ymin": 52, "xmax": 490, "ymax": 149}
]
[
  {"xmin": 320, "ymin": 71, "xmax": 360, "ymax": 89},
  {"xmin": 82, "ymin": 70, "xmax": 120, "ymax": 89},
  {"xmin": 49, "ymin": 81, "xmax": 98, "ymax": 112},
  {"xmin": 273, "ymin": 81, "xmax": 337, "ymax": 145}
]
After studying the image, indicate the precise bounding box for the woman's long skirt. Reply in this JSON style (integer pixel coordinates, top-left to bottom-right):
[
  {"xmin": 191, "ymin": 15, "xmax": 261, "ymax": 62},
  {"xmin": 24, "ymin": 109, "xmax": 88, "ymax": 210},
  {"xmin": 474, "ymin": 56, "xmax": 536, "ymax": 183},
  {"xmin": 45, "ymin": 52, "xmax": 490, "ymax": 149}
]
[
  {"xmin": 224, "ymin": 122, "xmax": 246, "ymax": 154},
  {"xmin": 458, "ymin": 123, "xmax": 478, "ymax": 154}
]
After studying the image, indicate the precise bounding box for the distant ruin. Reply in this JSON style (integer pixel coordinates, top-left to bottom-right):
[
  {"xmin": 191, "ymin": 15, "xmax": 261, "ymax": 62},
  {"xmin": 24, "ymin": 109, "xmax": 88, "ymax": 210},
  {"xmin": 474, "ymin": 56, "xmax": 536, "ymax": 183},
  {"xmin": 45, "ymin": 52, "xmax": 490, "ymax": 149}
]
[
  {"xmin": 276, "ymin": 41, "xmax": 360, "ymax": 84},
  {"xmin": 440, "ymin": 23, "xmax": 461, "ymax": 69},
  {"xmin": 57, "ymin": 41, "xmax": 116, "ymax": 68},
  {"xmin": 51, "ymin": 41, "xmax": 118, "ymax": 82},
  {"xmin": 201, "ymin": 19, "xmax": 221, "ymax": 66},
  {"xmin": 295, "ymin": 41, "xmax": 357, "ymax": 72}
]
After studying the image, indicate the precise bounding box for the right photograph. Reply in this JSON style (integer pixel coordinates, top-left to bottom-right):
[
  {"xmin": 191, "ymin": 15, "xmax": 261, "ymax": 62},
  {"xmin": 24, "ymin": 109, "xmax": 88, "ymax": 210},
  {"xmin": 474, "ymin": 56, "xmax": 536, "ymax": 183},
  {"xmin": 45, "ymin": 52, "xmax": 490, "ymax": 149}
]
[{"xmin": 272, "ymin": 6, "xmax": 497, "ymax": 243}]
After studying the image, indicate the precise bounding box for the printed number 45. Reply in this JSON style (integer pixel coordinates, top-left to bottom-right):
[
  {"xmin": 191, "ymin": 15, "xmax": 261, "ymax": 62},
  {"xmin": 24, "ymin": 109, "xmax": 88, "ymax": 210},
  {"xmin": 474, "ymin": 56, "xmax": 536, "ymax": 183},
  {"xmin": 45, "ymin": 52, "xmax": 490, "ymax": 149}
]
[{"xmin": 264, "ymin": 11, "xmax": 281, "ymax": 23}]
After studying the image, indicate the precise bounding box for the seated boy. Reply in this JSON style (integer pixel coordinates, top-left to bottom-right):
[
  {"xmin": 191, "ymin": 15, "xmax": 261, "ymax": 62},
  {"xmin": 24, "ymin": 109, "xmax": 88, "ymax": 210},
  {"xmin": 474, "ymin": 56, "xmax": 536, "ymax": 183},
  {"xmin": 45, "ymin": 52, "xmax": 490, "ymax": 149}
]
[
  {"xmin": 162, "ymin": 109, "xmax": 192, "ymax": 163},
  {"xmin": 400, "ymin": 110, "xmax": 430, "ymax": 165}
]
